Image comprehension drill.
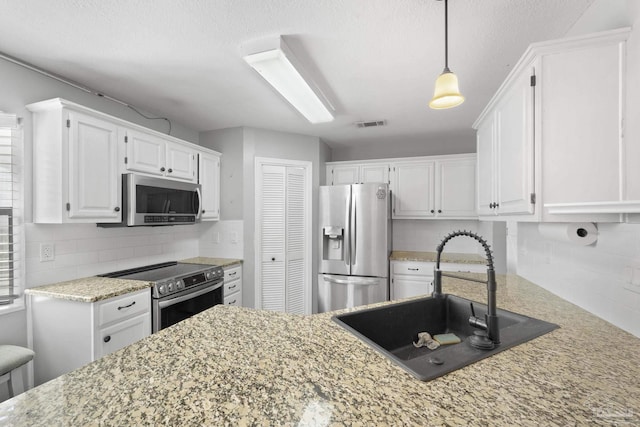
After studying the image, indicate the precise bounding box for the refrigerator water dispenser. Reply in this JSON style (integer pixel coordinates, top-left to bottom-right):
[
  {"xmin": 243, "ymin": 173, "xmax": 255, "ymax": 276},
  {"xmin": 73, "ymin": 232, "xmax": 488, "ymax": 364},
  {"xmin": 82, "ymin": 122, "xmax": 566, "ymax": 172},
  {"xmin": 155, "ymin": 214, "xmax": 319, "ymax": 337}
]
[{"xmin": 322, "ymin": 226, "xmax": 344, "ymax": 261}]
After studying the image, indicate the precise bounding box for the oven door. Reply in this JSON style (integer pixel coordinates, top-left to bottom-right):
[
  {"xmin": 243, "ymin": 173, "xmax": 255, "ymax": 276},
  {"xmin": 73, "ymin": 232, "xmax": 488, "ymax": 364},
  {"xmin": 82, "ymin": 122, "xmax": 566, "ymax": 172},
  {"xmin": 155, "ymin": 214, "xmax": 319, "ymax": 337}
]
[{"xmin": 152, "ymin": 280, "xmax": 222, "ymax": 333}]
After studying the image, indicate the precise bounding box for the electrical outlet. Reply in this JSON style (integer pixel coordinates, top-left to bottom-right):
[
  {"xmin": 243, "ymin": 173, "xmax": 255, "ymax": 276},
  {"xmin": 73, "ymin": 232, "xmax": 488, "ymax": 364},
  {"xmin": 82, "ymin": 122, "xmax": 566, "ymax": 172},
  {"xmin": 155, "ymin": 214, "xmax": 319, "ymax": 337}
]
[
  {"xmin": 213, "ymin": 232, "xmax": 221, "ymax": 244},
  {"xmin": 40, "ymin": 243, "xmax": 55, "ymax": 262},
  {"xmin": 230, "ymin": 231, "xmax": 238, "ymax": 244}
]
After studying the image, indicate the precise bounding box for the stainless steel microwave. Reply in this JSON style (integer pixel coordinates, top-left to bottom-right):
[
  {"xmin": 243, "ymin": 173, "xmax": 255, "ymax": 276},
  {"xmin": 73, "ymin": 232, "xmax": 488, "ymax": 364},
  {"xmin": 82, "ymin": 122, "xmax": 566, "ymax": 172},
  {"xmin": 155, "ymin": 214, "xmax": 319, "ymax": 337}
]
[{"xmin": 99, "ymin": 174, "xmax": 201, "ymax": 227}]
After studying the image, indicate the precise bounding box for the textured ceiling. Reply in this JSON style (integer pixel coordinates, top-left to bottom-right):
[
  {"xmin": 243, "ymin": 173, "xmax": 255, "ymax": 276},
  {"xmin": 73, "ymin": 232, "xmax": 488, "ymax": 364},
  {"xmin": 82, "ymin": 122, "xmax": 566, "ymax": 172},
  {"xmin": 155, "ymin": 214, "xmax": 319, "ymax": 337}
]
[{"xmin": 0, "ymin": 0, "xmax": 594, "ymax": 153}]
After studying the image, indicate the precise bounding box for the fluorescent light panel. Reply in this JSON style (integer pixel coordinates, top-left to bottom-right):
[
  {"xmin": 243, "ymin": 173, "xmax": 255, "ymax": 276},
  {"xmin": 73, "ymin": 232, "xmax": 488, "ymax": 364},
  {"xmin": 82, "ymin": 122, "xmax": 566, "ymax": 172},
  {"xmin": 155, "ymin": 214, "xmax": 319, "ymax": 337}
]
[{"xmin": 243, "ymin": 38, "xmax": 334, "ymax": 124}]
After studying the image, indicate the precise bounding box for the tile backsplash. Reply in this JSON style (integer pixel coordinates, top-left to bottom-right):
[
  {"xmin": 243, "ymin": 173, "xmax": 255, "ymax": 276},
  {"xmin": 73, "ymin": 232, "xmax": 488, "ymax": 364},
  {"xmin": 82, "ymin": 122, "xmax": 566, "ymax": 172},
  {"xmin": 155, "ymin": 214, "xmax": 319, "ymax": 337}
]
[
  {"xmin": 517, "ymin": 222, "xmax": 640, "ymax": 337},
  {"xmin": 198, "ymin": 220, "xmax": 244, "ymax": 259},
  {"xmin": 393, "ymin": 219, "xmax": 482, "ymax": 253},
  {"xmin": 25, "ymin": 223, "xmax": 204, "ymax": 288}
]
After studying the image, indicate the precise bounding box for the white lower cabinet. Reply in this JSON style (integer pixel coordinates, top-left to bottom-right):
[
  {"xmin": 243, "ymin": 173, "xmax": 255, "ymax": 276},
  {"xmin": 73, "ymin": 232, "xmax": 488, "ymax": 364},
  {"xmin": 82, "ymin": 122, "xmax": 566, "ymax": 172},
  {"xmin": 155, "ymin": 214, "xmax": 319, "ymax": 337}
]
[
  {"xmin": 29, "ymin": 288, "xmax": 151, "ymax": 385},
  {"xmin": 223, "ymin": 264, "xmax": 243, "ymax": 306},
  {"xmin": 391, "ymin": 261, "xmax": 434, "ymax": 300},
  {"xmin": 391, "ymin": 260, "xmax": 486, "ymax": 300}
]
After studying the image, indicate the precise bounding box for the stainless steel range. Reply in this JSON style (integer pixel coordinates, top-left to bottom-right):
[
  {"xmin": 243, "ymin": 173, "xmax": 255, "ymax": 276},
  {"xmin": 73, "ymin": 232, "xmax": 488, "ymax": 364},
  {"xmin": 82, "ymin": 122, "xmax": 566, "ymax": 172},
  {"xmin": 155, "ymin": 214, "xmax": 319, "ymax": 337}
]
[{"xmin": 101, "ymin": 262, "xmax": 224, "ymax": 333}]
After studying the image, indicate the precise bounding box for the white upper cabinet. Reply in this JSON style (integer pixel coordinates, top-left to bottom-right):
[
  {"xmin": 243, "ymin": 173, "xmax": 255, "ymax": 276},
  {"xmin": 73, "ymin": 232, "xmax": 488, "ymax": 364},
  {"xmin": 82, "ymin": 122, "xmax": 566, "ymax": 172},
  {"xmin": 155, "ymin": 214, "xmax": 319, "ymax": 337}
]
[
  {"xmin": 476, "ymin": 68, "xmax": 535, "ymax": 217},
  {"xmin": 391, "ymin": 154, "xmax": 476, "ymax": 219},
  {"xmin": 326, "ymin": 162, "xmax": 389, "ymax": 185},
  {"xmin": 474, "ymin": 28, "xmax": 630, "ymax": 222},
  {"xmin": 125, "ymin": 129, "xmax": 196, "ymax": 182},
  {"xmin": 198, "ymin": 150, "xmax": 221, "ymax": 221},
  {"xmin": 436, "ymin": 156, "xmax": 477, "ymax": 218},
  {"xmin": 27, "ymin": 101, "xmax": 121, "ymax": 223},
  {"xmin": 392, "ymin": 161, "xmax": 435, "ymax": 218},
  {"xmin": 28, "ymin": 98, "xmax": 222, "ymax": 224}
]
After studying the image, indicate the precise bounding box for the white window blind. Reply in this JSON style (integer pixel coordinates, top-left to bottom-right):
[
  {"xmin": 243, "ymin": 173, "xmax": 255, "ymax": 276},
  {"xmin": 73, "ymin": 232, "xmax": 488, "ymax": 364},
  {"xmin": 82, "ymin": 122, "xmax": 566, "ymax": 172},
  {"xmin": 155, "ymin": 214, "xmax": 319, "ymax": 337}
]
[{"xmin": 0, "ymin": 113, "xmax": 22, "ymax": 307}]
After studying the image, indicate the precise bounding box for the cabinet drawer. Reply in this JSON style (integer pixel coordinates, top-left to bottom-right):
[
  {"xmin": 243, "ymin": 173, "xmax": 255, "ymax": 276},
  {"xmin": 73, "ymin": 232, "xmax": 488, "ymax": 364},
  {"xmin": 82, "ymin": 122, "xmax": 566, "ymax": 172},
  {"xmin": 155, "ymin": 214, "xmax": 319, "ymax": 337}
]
[
  {"xmin": 98, "ymin": 289, "xmax": 150, "ymax": 327},
  {"xmin": 392, "ymin": 261, "xmax": 433, "ymax": 277},
  {"xmin": 224, "ymin": 279, "xmax": 241, "ymax": 296},
  {"xmin": 224, "ymin": 265, "xmax": 242, "ymax": 282},
  {"xmin": 224, "ymin": 291, "xmax": 242, "ymax": 306}
]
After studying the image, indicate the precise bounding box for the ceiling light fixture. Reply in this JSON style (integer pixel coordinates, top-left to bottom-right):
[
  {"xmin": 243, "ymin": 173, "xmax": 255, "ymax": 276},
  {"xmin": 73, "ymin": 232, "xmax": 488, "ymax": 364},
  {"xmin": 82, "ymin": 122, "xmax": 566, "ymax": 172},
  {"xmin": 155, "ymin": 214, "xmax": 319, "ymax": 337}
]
[
  {"xmin": 243, "ymin": 37, "xmax": 335, "ymax": 124},
  {"xmin": 429, "ymin": 0, "xmax": 465, "ymax": 109}
]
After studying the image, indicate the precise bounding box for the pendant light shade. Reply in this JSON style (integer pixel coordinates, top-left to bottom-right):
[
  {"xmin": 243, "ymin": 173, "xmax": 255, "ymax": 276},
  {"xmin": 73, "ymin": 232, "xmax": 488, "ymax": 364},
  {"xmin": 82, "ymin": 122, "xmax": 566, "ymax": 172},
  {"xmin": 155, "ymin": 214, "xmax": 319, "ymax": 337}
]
[
  {"xmin": 429, "ymin": 68, "xmax": 464, "ymax": 109},
  {"xmin": 429, "ymin": 0, "xmax": 464, "ymax": 109}
]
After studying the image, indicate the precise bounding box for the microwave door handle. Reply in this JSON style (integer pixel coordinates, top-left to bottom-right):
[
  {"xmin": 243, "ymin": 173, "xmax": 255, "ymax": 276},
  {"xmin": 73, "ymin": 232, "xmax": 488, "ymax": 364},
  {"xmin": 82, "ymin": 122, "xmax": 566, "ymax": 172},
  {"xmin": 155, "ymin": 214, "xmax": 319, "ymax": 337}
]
[{"xmin": 195, "ymin": 187, "xmax": 202, "ymax": 219}]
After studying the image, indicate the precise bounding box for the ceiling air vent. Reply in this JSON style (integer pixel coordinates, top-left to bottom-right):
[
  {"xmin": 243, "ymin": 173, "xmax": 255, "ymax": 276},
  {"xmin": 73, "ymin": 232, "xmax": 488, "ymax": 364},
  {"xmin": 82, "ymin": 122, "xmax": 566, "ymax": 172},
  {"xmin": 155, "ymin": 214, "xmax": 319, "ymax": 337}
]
[{"xmin": 355, "ymin": 120, "xmax": 386, "ymax": 129}]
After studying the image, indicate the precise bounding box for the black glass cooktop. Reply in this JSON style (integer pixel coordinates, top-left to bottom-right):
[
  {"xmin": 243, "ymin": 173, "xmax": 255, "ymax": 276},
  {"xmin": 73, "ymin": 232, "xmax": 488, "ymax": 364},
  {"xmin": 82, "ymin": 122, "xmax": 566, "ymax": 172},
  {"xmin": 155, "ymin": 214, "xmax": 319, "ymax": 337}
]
[{"xmin": 99, "ymin": 262, "xmax": 214, "ymax": 282}]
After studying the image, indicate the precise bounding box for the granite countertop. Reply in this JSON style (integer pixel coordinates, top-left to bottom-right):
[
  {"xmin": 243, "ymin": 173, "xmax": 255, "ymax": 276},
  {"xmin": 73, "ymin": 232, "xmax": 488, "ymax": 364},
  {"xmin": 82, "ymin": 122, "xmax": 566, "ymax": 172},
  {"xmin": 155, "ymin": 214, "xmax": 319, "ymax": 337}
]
[
  {"xmin": 23, "ymin": 276, "xmax": 152, "ymax": 303},
  {"xmin": 5, "ymin": 275, "xmax": 639, "ymax": 425},
  {"xmin": 180, "ymin": 257, "xmax": 243, "ymax": 268},
  {"xmin": 24, "ymin": 257, "xmax": 242, "ymax": 302},
  {"xmin": 390, "ymin": 250, "xmax": 486, "ymax": 264}
]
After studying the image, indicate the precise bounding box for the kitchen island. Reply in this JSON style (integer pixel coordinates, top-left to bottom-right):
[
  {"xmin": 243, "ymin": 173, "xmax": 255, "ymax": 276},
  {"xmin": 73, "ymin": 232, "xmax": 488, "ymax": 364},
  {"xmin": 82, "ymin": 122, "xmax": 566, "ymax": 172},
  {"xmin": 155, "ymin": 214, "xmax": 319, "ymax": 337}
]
[{"xmin": 2, "ymin": 275, "xmax": 639, "ymax": 426}]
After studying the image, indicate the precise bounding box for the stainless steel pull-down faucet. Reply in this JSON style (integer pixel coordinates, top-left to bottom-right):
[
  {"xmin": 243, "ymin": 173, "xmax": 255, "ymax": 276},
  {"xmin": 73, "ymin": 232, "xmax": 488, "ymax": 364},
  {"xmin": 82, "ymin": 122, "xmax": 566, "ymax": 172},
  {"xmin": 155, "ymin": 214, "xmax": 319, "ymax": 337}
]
[{"xmin": 432, "ymin": 230, "xmax": 500, "ymax": 350}]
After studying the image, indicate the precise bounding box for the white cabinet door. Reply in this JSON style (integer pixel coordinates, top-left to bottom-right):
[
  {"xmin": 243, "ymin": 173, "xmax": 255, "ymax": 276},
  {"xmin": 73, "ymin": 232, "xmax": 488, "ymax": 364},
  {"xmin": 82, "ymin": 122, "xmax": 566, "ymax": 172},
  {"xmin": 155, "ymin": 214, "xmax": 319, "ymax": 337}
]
[
  {"xmin": 198, "ymin": 151, "xmax": 220, "ymax": 220},
  {"xmin": 392, "ymin": 162, "xmax": 435, "ymax": 218},
  {"xmin": 67, "ymin": 111, "xmax": 121, "ymax": 221},
  {"xmin": 436, "ymin": 157, "xmax": 476, "ymax": 218},
  {"xmin": 495, "ymin": 70, "xmax": 535, "ymax": 215},
  {"xmin": 126, "ymin": 130, "xmax": 196, "ymax": 181},
  {"xmin": 97, "ymin": 313, "xmax": 151, "ymax": 359},
  {"xmin": 166, "ymin": 143, "xmax": 196, "ymax": 181},
  {"xmin": 327, "ymin": 163, "xmax": 389, "ymax": 185},
  {"xmin": 257, "ymin": 161, "xmax": 310, "ymax": 314},
  {"xmin": 476, "ymin": 116, "xmax": 496, "ymax": 216},
  {"xmin": 330, "ymin": 165, "xmax": 360, "ymax": 185},
  {"xmin": 361, "ymin": 163, "xmax": 389, "ymax": 184},
  {"xmin": 285, "ymin": 167, "xmax": 306, "ymax": 314},
  {"xmin": 392, "ymin": 276, "xmax": 433, "ymax": 300},
  {"xmin": 475, "ymin": 70, "xmax": 535, "ymax": 217},
  {"xmin": 259, "ymin": 165, "xmax": 287, "ymax": 312},
  {"xmin": 125, "ymin": 129, "xmax": 166, "ymax": 176}
]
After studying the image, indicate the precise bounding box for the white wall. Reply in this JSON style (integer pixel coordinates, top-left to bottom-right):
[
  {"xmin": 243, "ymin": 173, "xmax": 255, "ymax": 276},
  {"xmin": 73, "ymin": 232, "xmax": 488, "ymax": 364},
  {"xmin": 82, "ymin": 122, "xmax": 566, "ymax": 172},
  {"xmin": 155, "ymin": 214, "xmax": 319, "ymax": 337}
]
[
  {"xmin": 199, "ymin": 126, "xmax": 330, "ymax": 312},
  {"xmin": 199, "ymin": 220, "xmax": 244, "ymax": 260},
  {"xmin": 393, "ymin": 220, "xmax": 480, "ymax": 253},
  {"xmin": 518, "ymin": 223, "xmax": 640, "ymax": 337},
  {"xmin": 0, "ymin": 56, "xmax": 201, "ymax": 358},
  {"xmin": 515, "ymin": 0, "xmax": 640, "ymax": 338},
  {"xmin": 331, "ymin": 130, "xmax": 475, "ymax": 161}
]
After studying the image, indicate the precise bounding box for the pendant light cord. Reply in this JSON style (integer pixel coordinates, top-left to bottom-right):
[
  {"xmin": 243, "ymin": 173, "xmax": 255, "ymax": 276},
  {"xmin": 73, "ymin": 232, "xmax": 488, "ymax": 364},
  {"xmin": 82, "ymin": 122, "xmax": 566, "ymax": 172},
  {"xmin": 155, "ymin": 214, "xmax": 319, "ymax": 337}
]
[{"xmin": 444, "ymin": 0, "xmax": 450, "ymax": 72}]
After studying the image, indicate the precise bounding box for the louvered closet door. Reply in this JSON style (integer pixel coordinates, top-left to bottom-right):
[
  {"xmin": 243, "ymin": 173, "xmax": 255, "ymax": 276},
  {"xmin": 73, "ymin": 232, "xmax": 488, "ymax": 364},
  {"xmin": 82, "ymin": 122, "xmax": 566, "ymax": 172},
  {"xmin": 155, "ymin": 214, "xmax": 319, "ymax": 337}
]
[
  {"xmin": 260, "ymin": 165, "xmax": 286, "ymax": 311},
  {"xmin": 285, "ymin": 167, "xmax": 306, "ymax": 314}
]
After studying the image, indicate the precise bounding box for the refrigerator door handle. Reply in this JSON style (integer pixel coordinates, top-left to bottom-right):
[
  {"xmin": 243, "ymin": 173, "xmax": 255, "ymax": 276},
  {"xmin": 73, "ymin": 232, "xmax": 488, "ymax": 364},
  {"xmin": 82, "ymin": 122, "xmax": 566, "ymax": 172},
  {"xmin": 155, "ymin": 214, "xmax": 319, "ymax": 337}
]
[
  {"xmin": 322, "ymin": 274, "xmax": 381, "ymax": 286},
  {"xmin": 344, "ymin": 193, "xmax": 351, "ymax": 269},
  {"xmin": 351, "ymin": 196, "xmax": 357, "ymax": 266}
]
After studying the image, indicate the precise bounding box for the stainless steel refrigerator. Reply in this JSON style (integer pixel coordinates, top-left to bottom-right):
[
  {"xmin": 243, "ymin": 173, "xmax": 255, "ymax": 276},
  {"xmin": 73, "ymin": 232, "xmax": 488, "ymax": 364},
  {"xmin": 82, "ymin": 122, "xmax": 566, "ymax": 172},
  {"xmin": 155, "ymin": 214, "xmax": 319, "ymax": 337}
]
[{"xmin": 318, "ymin": 183, "xmax": 391, "ymax": 312}]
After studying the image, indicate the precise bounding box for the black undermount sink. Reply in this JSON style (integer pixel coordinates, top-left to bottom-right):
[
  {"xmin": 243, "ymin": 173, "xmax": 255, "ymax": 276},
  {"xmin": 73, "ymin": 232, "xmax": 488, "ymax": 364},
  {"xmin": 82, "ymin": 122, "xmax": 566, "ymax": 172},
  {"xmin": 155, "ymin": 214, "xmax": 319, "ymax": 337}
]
[{"xmin": 333, "ymin": 294, "xmax": 559, "ymax": 381}]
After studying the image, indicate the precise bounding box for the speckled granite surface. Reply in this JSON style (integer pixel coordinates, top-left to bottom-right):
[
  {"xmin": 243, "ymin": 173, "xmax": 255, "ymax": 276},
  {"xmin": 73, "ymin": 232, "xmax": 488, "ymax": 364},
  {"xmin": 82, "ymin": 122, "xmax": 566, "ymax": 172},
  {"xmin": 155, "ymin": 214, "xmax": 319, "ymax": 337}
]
[
  {"xmin": 5, "ymin": 275, "xmax": 640, "ymax": 426},
  {"xmin": 181, "ymin": 257, "xmax": 243, "ymax": 268},
  {"xmin": 23, "ymin": 277, "xmax": 152, "ymax": 303},
  {"xmin": 390, "ymin": 250, "xmax": 485, "ymax": 264}
]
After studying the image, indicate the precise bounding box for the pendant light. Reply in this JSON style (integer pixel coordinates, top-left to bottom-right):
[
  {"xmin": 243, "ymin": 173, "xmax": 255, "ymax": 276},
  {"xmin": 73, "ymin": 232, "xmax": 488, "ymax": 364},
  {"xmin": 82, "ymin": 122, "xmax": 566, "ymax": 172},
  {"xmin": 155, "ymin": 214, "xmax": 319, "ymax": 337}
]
[{"xmin": 429, "ymin": 0, "xmax": 465, "ymax": 109}]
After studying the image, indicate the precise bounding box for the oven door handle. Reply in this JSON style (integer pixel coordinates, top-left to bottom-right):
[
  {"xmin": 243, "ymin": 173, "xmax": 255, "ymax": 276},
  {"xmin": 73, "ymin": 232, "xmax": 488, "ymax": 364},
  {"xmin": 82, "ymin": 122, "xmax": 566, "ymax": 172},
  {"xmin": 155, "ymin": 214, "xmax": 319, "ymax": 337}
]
[{"xmin": 158, "ymin": 281, "xmax": 223, "ymax": 309}]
